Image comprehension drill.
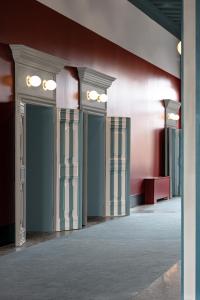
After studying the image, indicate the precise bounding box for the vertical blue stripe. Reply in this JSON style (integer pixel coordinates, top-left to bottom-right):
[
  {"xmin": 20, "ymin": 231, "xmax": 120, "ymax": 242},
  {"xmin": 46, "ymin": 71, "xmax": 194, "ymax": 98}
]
[
  {"xmin": 69, "ymin": 110, "xmax": 74, "ymax": 230},
  {"xmin": 118, "ymin": 118, "xmax": 122, "ymax": 215},
  {"xmin": 60, "ymin": 109, "xmax": 66, "ymax": 230},
  {"xmin": 78, "ymin": 111, "xmax": 83, "ymax": 229},
  {"xmin": 196, "ymin": 0, "xmax": 200, "ymax": 297},
  {"xmin": 110, "ymin": 117, "xmax": 115, "ymax": 216},
  {"xmin": 126, "ymin": 118, "xmax": 131, "ymax": 216}
]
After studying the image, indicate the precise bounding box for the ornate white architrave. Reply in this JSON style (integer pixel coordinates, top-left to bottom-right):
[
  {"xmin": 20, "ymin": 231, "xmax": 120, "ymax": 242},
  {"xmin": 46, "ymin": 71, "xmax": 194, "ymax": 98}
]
[
  {"xmin": 77, "ymin": 67, "xmax": 116, "ymax": 116},
  {"xmin": 77, "ymin": 67, "xmax": 116, "ymax": 225},
  {"xmin": 163, "ymin": 99, "xmax": 181, "ymax": 197},
  {"xmin": 163, "ymin": 99, "xmax": 181, "ymax": 129},
  {"xmin": 10, "ymin": 44, "xmax": 68, "ymax": 246}
]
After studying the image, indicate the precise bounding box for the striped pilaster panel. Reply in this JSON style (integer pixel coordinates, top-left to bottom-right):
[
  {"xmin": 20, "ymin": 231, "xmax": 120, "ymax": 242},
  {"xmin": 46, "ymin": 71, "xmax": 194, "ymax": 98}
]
[
  {"xmin": 58, "ymin": 109, "xmax": 82, "ymax": 231},
  {"xmin": 106, "ymin": 117, "xmax": 130, "ymax": 217},
  {"xmin": 166, "ymin": 128, "xmax": 181, "ymax": 197}
]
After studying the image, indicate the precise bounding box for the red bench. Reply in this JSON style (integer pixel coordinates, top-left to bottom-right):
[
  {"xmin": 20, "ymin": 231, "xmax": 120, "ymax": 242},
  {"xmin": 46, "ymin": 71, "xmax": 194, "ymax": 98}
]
[{"xmin": 144, "ymin": 176, "xmax": 170, "ymax": 204}]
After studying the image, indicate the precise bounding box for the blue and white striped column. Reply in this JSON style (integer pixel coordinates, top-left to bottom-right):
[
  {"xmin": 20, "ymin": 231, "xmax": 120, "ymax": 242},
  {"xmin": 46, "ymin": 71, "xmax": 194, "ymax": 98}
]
[
  {"xmin": 105, "ymin": 117, "xmax": 130, "ymax": 217},
  {"xmin": 57, "ymin": 109, "xmax": 83, "ymax": 231},
  {"xmin": 183, "ymin": 0, "xmax": 200, "ymax": 298}
]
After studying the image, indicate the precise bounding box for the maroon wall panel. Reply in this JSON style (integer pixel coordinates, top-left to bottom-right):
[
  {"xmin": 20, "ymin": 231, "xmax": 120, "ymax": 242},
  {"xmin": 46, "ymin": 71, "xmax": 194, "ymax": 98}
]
[
  {"xmin": 0, "ymin": 43, "xmax": 14, "ymax": 244},
  {"xmin": 0, "ymin": 0, "xmax": 180, "ymax": 198}
]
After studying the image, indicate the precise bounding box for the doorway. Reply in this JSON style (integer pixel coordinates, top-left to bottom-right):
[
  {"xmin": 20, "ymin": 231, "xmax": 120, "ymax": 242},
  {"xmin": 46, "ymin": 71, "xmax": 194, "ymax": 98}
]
[
  {"xmin": 83, "ymin": 113, "xmax": 105, "ymax": 226},
  {"xmin": 26, "ymin": 104, "xmax": 54, "ymax": 238}
]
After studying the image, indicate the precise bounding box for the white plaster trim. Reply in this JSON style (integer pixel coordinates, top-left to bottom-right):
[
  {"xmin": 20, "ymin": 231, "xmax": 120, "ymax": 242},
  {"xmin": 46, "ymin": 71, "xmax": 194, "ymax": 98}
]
[
  {"xmin": 78, "ymin": 67, "xmax": 116, "ymax": 115},
  {"xmin": 78, "ymin": 67, "xmax": 115, "ymax": 89},
  {"xmin": 10, "ymin": 44, "xmax": 66, "ymax": 246},
  {"xmin": 10, "ymin": 44, "xmax": 68, "ymax": 74},
  {"xmin": 105, "ymin": 117, "xmax": 111, "ymax": 216},
  {"xmin": 163, "ymin": 99, "xmax": 181, "ymax": 129},
  {"xmin": 183, "ymin": 0, "xmax": 196, "ymax": 299}
]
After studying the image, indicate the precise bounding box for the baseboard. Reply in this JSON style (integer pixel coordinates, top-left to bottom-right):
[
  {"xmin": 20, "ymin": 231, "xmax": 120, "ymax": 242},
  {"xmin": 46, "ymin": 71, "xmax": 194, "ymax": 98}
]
[
  {"xmin": 0, "ymin": 223, "xmax": 15, "ymax": 246},
  {"xmin": 87, "ymin": 216, "xmax": 106, "ymax": 222},
  {"xmin": 130, "ymin": 194, "xmax": 144, "ymax": 208}
]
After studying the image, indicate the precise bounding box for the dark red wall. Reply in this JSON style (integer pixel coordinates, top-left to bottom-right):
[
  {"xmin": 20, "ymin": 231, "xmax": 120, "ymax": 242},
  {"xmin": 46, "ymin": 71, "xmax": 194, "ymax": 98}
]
[
  {"xmin": 0, "ymin": 43, "xmax": 14, "ymax": 244},
  {"xmin": 0, "ymin": 0, "xmax": 180, "ymax": 199}
]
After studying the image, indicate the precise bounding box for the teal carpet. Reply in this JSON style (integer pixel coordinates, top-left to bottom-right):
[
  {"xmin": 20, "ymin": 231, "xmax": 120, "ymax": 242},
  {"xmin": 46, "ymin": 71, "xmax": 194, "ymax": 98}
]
[{"xmin": 0, "ymin": 198, "xmax": 180, "ymax": 300}]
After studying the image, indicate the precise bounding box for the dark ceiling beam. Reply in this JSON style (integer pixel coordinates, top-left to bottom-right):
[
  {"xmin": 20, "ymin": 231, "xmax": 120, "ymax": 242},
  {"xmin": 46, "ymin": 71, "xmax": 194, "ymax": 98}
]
[
  {"xmin": 128, "ymin": 0, "xmax": 181, "ymax": 39},
  {"xmin": 158, "ymin": 10, "xmax": 180, "ymax": 14},
  {"xmin": 152, "ymin": 0, "xmax": 181, "ymax": 4}
]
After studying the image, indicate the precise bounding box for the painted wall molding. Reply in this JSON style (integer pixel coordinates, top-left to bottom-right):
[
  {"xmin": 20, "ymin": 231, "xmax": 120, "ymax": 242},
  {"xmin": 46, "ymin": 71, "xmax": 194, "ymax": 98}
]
[
  {"xmin": 77, "ymin": 67, "xmax": 116, "ymax": 115},
  {"xmin": 163, "ymin": 99, "xmax": 181, "ymax": 129},
  {"xmin": 164, "ymin": 99, "xmax": 181, "ymax": 198},
  {"xmin": 10, "ymin": 44, "xmax": 68, "ymax": 74},
  {"xmin": 10, "ymin": 44, "xmax": 68, "ymax": 246}
]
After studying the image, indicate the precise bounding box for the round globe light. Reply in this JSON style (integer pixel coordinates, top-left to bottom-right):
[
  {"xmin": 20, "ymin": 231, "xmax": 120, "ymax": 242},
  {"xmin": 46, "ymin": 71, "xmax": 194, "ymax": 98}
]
[
  {"xmin": 43, "ymin": 80, "xmax": 57, "ymax": 91},
  {"xmin": 26, "ymin": 75, "xmax": 41, "ymax": 87},
  {"xmin": 173, "ymin": 114, "xmax": 180, "ymax": 121},
  {"xmin": 98, "ymin": 93, "xmax": 108, "ymax": 103},
  {"xmin": 168, "ymin": 113, "xmax": 180, "ymax": 121},
  {"xmin": 87, "ymin": 90, "xmax": 99, "ymax": 101},
  {"xmin": 177, "ymin": 41, "xmax": 181, "ymax": 55}
]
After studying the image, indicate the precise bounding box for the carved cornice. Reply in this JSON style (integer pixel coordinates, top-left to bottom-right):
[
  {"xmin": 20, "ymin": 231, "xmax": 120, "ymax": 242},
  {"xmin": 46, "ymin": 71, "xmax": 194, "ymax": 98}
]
[
  {"xmin": 163, "ymin": 99, "xmax": 181, "ymax": 129},
  {"xmin": 163, "ymin": 99, "xmax": 181, "ymax": 112},
  {"xmin": 78, "ymin": 67, "xmax": 116, "ymax": 89},
  {"xmin": 10, "ymin": 44, "xmax": 68, "ymax": 74},
  {"xmin": 77, "ymin": 67, "xmax": 116, "ymax": 115}
]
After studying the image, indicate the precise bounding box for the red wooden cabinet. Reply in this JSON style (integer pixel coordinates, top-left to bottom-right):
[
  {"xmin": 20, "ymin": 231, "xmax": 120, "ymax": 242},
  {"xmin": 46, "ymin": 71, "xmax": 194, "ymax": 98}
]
[{"xmin": 144, "ymin": 176, "xmax": 170, "ymax": 204}]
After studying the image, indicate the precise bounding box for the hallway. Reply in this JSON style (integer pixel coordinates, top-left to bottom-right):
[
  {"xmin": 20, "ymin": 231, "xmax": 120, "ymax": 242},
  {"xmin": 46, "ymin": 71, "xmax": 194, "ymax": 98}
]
[{"xmin": 0, "ymin": 198, "xmax": 180, "ymax": 300}]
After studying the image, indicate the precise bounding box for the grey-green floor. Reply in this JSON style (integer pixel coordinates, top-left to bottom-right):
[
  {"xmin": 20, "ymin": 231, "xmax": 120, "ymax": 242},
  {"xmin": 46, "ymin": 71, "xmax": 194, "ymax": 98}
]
[{"xmin": 0, "ymin": 198, "xmax": 181, "ymax": 300}]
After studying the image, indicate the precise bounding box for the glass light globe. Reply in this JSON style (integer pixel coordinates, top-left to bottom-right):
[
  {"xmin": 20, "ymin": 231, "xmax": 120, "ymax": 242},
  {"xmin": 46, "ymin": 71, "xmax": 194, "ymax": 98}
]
[
  {"xmin": 87, "ymin": 90, "xmax": 99, "ymax": 101},
  {"xmin": 26, "ymin": 75, "xmax": 41, "ymax": 87},
  {"xmin": 177, "ymin": 41, "xmax": 181, "ymax": 55},
  {"xmin": 98, "ymin": 93, "xmax": 108, "ymax": 103},
  {"xmin": 174, "ymin": 114, "xmax": 180, "ymax": 121},
  {"xmin": 168, "ymin": 113, "xmax": 180, "ymax": 121},
  {"xmin": 43, "ymin": 80, "xmax": 57, "ymax": 91}
]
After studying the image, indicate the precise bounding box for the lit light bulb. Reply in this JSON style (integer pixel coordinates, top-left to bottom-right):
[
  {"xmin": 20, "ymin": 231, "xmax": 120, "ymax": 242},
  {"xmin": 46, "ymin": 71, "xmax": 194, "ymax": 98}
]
[
  {"xmin": 26, "ymin": 75, "xmax": 41, "ymax": 87},
  {"xmin": 98, "ymin": 94, "xmax": 108, "ymax": 103},
  {"xmin": 177, "ymin": 41, "xmax": 181, "ymax": 55},
  {"xmin": 43, "ymin": 80, "xmax": 57, "ymax": 91},
  {"xmin": 168, "ymin": 113, "xmax": 180, "ymax": 121},
  {"xmin": 87, "ymin": 90, "xmax": 99, "ymax": 101}
]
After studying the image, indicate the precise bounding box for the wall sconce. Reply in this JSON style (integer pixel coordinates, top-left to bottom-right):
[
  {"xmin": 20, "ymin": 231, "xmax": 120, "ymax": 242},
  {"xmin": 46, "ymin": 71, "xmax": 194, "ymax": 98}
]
[
  {"xmin": 177, "ymin": 41, "xmax": 181, "ymax": 55},
  {"xmin": 98, "ymin": 94, "xmax": 108, "ymax": 103},
  {"xmin": 168, "ymin": 113, "xmax": 180, "ymax": 121},
  {"xmin": 87, "ymin": 90, "xmax": 99, "ymax": 101},
  {"xmin": 26, "ymin": 75, "xmax": 41, "ymax": 87},
  {"xmin": 87, "ymin": 90, "xmax": 108, "ymax": 103},
  {"xmin": 43, "ymin": 79, "xmax": 57, "ymax": 91}
]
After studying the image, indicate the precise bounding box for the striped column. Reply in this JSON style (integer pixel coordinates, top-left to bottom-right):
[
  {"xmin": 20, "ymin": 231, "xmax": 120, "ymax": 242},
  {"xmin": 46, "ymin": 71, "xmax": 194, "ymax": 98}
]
[
  {"xmin": 166, "ymin": 128, "xmax": 181, "ymax": 197},
  {"xmin": 58, "ymin": 109, "xmax": 82, "ymax": 231},
  {"xmin": 106, "ymin": 117, "xmax": 130, "ymax": 217},
  {"xmin": 183, "ymin": 0, "xmax": 199, "ymax": 298}
]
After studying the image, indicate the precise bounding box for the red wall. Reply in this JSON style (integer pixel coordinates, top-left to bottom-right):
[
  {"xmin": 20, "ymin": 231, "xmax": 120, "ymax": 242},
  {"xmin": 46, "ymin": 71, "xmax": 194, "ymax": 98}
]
[
  {"xmin": 0, "ymin": 0, "xmax": 180, "ymax": 197},
  {"xmin": 0, "ymin": 43, "xmax": 14, "ymax": 244}
]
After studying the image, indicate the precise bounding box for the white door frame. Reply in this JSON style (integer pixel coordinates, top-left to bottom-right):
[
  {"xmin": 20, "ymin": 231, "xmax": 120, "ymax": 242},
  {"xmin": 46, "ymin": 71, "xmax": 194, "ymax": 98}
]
[
  {"xmin": 16, "ymin": 95, "xmax": 57, "ymax": 245},
  {"xmin": 10, "ymin": 44, "xmax": 68, "ymax": 246},
  {"xmin": 77, "ymin": 67, "xmax": 116, "ymax": 225},
  {"xmin": 82, "ymin": 111, "xmax": 106, "ymax": 226}
]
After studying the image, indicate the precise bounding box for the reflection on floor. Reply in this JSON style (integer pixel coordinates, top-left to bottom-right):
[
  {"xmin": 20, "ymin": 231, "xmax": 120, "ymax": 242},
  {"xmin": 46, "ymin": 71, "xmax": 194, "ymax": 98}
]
[{"xmin": 133, "ymin": 263, "xmax": 180, "ymax": 300}]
